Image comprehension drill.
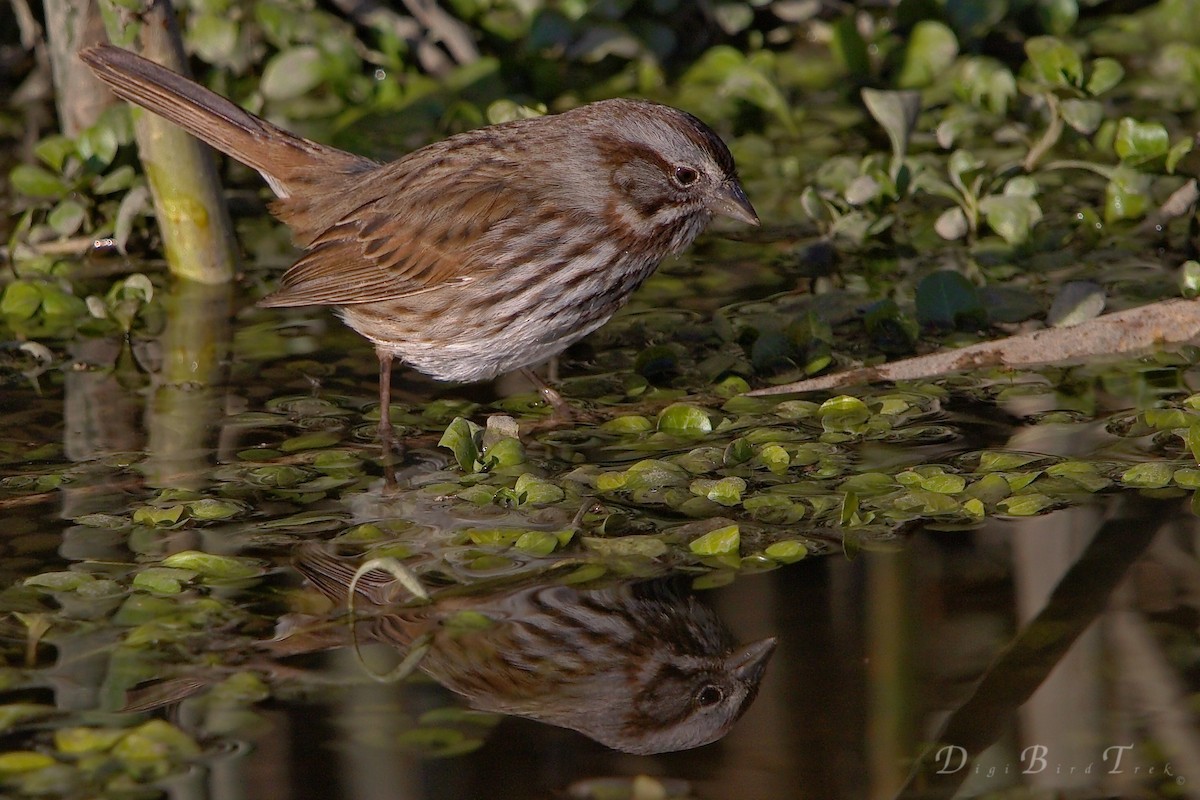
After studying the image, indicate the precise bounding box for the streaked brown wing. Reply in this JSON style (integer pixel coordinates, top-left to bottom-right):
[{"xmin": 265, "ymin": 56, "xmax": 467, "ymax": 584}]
[{"xmin": 260, "ymin": 150, "xmax": 527, "ymax": 307}]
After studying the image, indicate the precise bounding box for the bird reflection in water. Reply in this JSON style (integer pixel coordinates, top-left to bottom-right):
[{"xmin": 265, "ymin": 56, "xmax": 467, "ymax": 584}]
[{"xmin": 291, "ymin": 546, "xmax": 776, "ymax": 755}]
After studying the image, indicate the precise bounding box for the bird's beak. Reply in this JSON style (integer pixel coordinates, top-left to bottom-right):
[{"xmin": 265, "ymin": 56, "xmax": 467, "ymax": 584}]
[
  {"xmin": 728, "ymin": 636, "xmax": 777, "ymax": 683},
  {"xmin": 710, "ymin": 180, "xmax": 760, "ymax": 226}
]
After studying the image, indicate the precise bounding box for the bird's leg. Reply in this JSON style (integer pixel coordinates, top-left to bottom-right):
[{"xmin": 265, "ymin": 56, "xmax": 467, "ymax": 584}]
[
  {"xmin": 377, "ymin": 348, "xmax": 395, "ymax": 443},
  {"xmin": 376, "ymin": 349, "xmax": 404, "ymax": 485},
  {"xmin": 521, "ymin": 367, "xmax": 574, "ymax": 421}
]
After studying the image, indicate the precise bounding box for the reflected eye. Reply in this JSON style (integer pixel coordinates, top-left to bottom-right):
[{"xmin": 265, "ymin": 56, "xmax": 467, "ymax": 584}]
[
  {"xmin": 673, "ymin": 166, "xmax": 700, "ymax": 187},
  {"xmin": 695, "ymin": 684, "xmax": 724, "ymax": 707}
]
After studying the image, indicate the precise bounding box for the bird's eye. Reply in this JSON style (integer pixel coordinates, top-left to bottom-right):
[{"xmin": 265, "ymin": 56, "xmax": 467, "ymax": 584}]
[
  {"xmin": 695, "ymin": 684, "xmax": 724, "ymax": 707},
  {"xmin": 673, "ymin": 166, "xmax": 700, "ymax": 187}
]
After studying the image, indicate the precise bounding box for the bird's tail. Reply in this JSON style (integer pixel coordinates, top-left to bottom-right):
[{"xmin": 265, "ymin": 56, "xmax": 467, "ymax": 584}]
[{"xmin": 79, "ymin": 44, "xmax": 371, "ymax": 198}]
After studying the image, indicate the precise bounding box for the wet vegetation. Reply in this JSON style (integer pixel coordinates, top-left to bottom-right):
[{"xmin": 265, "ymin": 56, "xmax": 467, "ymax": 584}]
[{"xmin": 5, "ymin": 0, "xmax": 1200, "ymax": 797}]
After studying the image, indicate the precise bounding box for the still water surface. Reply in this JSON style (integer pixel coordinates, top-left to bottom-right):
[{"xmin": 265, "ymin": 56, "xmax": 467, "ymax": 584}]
[{"xmin": 1, "ymin": 258, "xmax": 1198, "ymax": 799}]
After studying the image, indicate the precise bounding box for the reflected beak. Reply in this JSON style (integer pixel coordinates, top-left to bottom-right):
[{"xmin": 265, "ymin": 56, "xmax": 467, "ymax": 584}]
[
  {"xmin": 729, "ymin": 636, "xmax": 777, "ymax": 683},
  {"xmin": 710, "ymin": 179, "xmax": 760, "ymax": 226}
]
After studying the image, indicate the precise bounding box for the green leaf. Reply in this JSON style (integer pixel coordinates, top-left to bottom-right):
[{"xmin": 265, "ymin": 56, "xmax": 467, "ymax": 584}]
[
  {"xmin": 187, "ymin": 498, "xmax": 243, "ymax": 520},
  {"xmin": 977, "ymin": 451, "xmax": 1044, "ymax": 472},
  {"xmin": 818, "ymin": 395, "xmax": 871, "ymax": 433},
  {"xmin": 132, "ymin": 504, "xmax": 185, "ymax": 527},
  {"xmin": 34, "ymin": 135, "xmax": 76, "ymax": 172},
  {"xmin": 1121, "ymin": 462, "xmax": 1174, "ymax": 488},
  {"xmin": 0, "ymin": 705, "xmax": 54, "ymax": 734},
  {"xmin": 624, "ymin": 459, "xmax": 689, "ymax": 490},
  {"xmin": 582, "ymin": 535, "xmax": 668, "ymax": 559},
  {"xmin": 595, "ymin": 471, "xmax": 628, "ymax": 491},
  {"xmin": 1086, "ymin": 57, "xmax": 1124, "ymax": 95},
  {"xmin": 935, "ymin": 206, "xmax": 969, "ymax": 240},
  {"xmin": 514, "ymin": 531, "xmax": 560, "ymax": 556},
  {"xmin": 963, "ymin": 497, "xmax": 986, "ymax": 518},
  {"xmin": 1045, "ymin": 461, "xmax": 1111, "ymax": 492},
  {"xmin": 861, "ymin": 88, "xmax": 921, "ymax": 169},
  {"xmin": 689, "ymin": 524, "xmax": 740, "ymax": 556},
  {"xmin": 483, "ymin": 437, "xmax": 525, "ymax": 469},
  {"xmin": 93, "ymin": 164, "xmax": 137, "ymax": 194},
  {"xmin": 513, "ymin": 473, "xmax": 565, "ymax": 504},
  {"xmin": 1046, "ymin": 281, "xmax": 1105, "ymax": 327},
  {"xmin": 915, "ymin": 271, "xmax": 985, "ymax": 329},
  {"xmin": 260, "ymin": 46, "xmax": 325, "ymax": 101},
  {"xmin": 922, "ymin": 474, "xmax": 967, "ymax": 494},
  {"xmin": 47, "ymin": 200, "xmax": 85, "ymax": 237},
  {"xmin": 979, "ymin": 195, "xmax": 1043, "ymax": 245},
  {"xmin": 1038, "ymin": 0, "xmax": 1079, "ymax": 35},
  {"xmin": 1025, "ymin": 36, "xmax": 1083, "ymax": 88},
  {"xmin": 279, "ymin": 430, "xmax": 342, "ymax": 452},
  {"xmin": 77, "ymin": 121, "xmax": 119, "ymax": 167},
  {"xmin": 896, "ymin": 21, "xmax": 959, "ymax": 89},
  {"xmin": 1183, "ymin": 262, "xmax": 1200, "ymax": 300},
  {"xmin": 690, "ymin": 477, "xmax": 746, "ymax": 506},
  {"xmin": 438, "ymin": 417, "xmax": 483, "ymax": 472},
  {"xmin": 599, "ymin": 415, "xmax": 654, "ymax": 433},
  {"xmin": 188, "ymin": 13, "xmax": 240, "ymax": 64},
  {"xmin": 132, "ymin": 567, "xmax": 197, "ymax": 594},
  {"xmin": 112, "ymin": 719, "xmax": 201, "ymax": 763},
  {"xmin": 947, "ymin": 149, "xmax": 985, "ymax": 198},
  {"xmin": 485, "ymin": 99, "xmax": 546, "ymax": 124},
  {"xmin": 1114, "ymin": 118, "xmax": 1170, "ymax": 161},
  {"xmin": 0, "ymin": 751, "xmax": 56, "ymax": 773},
  {"xmin": 1168, "ymin": 139, "xmax": 1193, "ymax": 173},
  {"xmin": 744, "ymin": 494, "xmax": 804, "ymax": 524},
  {"xmin": 657, "ymin": 403, "xmax": 713, "ymax": 435},
  {"xmin": 1174, "ymin": 468, "xmax": 1200, "ymax": 489},
  {"xmin": 996, "ymin": 493, "xmax": 1056, "ymax": 516},
  {"xmin": 954, "ymin": 57, "xmax": 1016, "ymax": 115},
  {"xmin": 160, "ymin": 550, "xmax": 261, "ymax": 580},
  {"xmin": 24, "ymin": 571, "xmax": 90, "ymax": 591},
  {"xmin": 764, "ymin": 540, "xmax": 809, "ymax": 563},
  {"xmin": 1, "ymin": 281, "xmax": 43, "ymax": 320},
  {"xmin": 1104, "ymin": 165, "xmax": 1152, "ymax": 222},
  {"xmin": 10, "ymin": 164, "xmax": 68, "ymax": 198},
  {"xmin": 756, "ymin": 444, "xmax": 791, "ymax": 475},
  {"xmin": 1060, "ymin": 99, "xmax": 1103, "ymax": 134}
]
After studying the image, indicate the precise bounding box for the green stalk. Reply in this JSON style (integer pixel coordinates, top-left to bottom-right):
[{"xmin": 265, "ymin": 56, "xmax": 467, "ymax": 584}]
[{"xmin": 98, "ymin": 0, "xmax": 237, "ymax": 284}]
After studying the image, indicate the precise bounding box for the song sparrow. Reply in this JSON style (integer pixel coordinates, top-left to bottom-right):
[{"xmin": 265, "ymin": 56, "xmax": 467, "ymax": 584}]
[
  {"xmin": 80, "ymin": 45, "xmax": 758, "ymax": 440},
  {"xmin": 291, "ymin": 546, "xmax": 776, "ymax": 754}
]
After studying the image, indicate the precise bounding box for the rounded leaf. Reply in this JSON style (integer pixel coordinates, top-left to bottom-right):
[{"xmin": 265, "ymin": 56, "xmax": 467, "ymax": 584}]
[
  {"xmin": 1086, "ymin": 57, "xmax": 1124, "ymax": 95},
  {"xmin": 1, "ymin": 281, "xmax": 43, "ymax": 320},
  {"xmin": 897, "ymin": 21, "xmax": 959, "ymax": 88},
  {"xmin": 1046, "ymin": 281, "xmax": 1105, "ymax": 327},
  {"xmin": 657, "ymin": 403, "xmax": 713, "ymax": 435},
  {"xmin": 261, "ymin": 46, "xmax": 325, "ymax": 101},
  {"xmin": 48, "ymin": 200, "xmax": 85, "ymax": 237},
  {"xmin": 160, "ymin": 550, "xmax": 261, "ymax": 580},
  {"xmin": 1025, "ymin": 36, "xmax": 1083, "ymax": 88},
  {"xmin": 1115, "ymin": 118, "xmax": 1170, "ymax": 161},
  {"xmin": 689, "ymin": 524, "xmax": 740, "ymax": 556},
  {"xmin": 934, "ymin": 206, "xmax": 969, "ymax": 240},
  {"xmin": 10, "ymin": 164, "xmax": 68, "ymax": 198},
  {"xmin": 764, "ymin": 540, "xmax": 808, "ymax": 563}
]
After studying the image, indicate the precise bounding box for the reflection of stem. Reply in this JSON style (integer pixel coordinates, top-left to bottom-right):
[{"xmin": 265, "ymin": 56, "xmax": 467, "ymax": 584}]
[
  {"xmin": 867, "ymin": 549, "xmax": 913, "ymax": 799},
  {"xmin": 142, "ymin": 279, "xmax": 232, "ymax": 490},
  {"xmin": 892, "ymin": 494, "xmax": 1171, "ymax": 800},
  {"xmin": 1023, "ymin": 92, "xmax": 1063, "ymax": 172}
]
